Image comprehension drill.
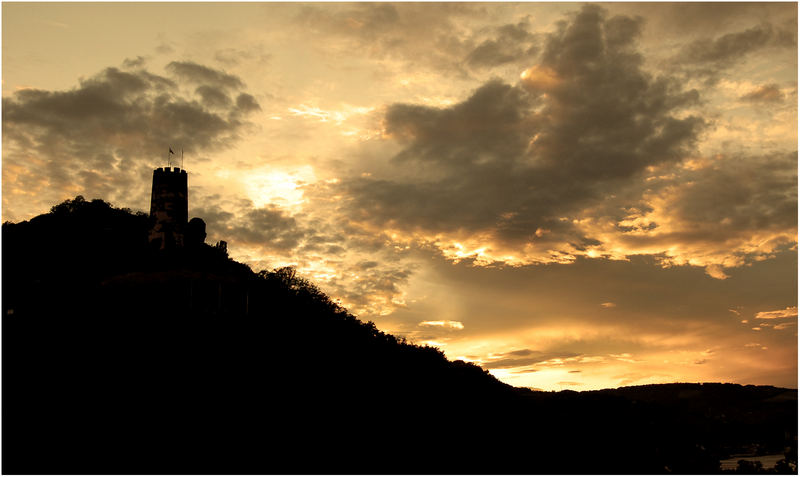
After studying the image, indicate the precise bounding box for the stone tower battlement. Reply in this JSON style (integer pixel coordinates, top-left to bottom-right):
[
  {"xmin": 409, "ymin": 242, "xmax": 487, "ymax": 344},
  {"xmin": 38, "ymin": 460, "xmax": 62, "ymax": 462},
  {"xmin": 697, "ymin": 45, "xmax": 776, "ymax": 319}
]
[{"xmin": 149, "ymin": 167, "xmax": 188, "ymax": 250}]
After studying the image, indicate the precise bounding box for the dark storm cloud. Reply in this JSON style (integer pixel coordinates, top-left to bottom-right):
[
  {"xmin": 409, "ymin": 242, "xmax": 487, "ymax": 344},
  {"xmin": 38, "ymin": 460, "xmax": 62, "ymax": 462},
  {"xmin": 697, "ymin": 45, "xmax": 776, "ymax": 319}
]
[
  {"xmin": 298, "ymin": 232, "xmax": 348, "ymax": 255},
  {"xmin": 465, "ymin": 20, "xmax": 539, "ymax": 69},
  {"xmin": 615, "ymin": 3, "xmax": 794, "ymax": 38},
  {"xmin": 6, "ymin": 68, "xmax": 151, "ymax": 127},
  {"xmin": 293, "ymin": 3, "xmax": 565, "ymax": 76},
  {"xmin": 326, "ymin": 262, "xmax": 415, "ymax": 315},
  {"xmin": 293, "ymin": 3, "xmax": 492, "ymax": 75},
  {"xmin": 122, "ymin": 56, "xmax": 147, "ymax": 69},
  {"xmin": 673, "ymin": 22, "xmax": 796, "ymax": 82},
  {"xmin": 2, "ymin": 65, "xmax": 256, "ymax": 157},
  {"xmin": 235, "ymin": 93, "xmax": 262, "ymax": 113},
  {"xmin": 189, "ymin": 201, "xmax": 234, "ymax": 234},
  {"xmin": 340, "ymin": 5, "xmax": 703, "ymax": 256},
  {"xmin": 229, "ymin": 206, "xmax": 305, "ymax": 251},
  {"xmin": 482, "ymin": 350, "xmax": 581, "ymax": 369},
  {"xmin": 166, "ymin": 61, "xmax": 245, "ymax": 90},
  {"xmin": 194, "ymin": 200, "xmax": 334, "ymax": 261},
  {"xmin": 640, "ymin": 152, "xmax": 797, "ymax": 247},
  {"xmin": 740, "ymin": 84, "xmax": 785, "ymax": 103},
  {"xmin": 193, "ymin": 197, "xmax": 353, "ymax": 267},
  {"xmin": 195, "ymin": 85, "xmax": 233, "ymax": 109},
  {"xmin": 681, "ymin": 23, "xmax": 796, "ymax": 65},
  {"xmin": 385, "ymin": 80, "xmax": 530, "ymax": 167},
  {"xmin": 2, "ymin": 61, "xmax": 260, "ymax": 213},
  {"xmin": 508, "ymin": 349, "xmax": 536, "ymax": 357}
]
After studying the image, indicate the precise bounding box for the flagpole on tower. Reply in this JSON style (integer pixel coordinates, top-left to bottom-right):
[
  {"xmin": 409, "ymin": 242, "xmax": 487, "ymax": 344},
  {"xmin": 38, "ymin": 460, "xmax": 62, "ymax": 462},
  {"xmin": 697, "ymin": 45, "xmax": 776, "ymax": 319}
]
[{"xmin": 181, "ymin": 148, "xmax": 184, "ymax": 170}]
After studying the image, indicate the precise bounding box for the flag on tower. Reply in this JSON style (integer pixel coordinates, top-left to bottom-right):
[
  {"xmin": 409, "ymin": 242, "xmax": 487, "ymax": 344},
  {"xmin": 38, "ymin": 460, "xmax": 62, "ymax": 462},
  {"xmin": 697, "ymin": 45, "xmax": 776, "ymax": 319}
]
[{"xmin": 169, "ymin": 147, "xmax": 175, "ymax": 155}]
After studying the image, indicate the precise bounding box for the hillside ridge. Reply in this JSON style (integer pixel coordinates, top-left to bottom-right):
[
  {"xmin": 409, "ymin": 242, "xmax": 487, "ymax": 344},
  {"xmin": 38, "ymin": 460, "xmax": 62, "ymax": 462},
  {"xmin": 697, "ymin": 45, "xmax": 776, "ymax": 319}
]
[{"xmin": 3, "ymin": 197, "xmax": 797, "ymax": 474}]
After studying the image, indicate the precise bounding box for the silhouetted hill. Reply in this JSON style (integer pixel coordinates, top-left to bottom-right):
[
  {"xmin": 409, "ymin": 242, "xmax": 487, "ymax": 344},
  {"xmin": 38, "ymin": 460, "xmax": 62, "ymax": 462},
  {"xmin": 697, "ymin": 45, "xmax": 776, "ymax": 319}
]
[{"xmin": 3, "ymin": 198, "xmax": 797, "ymax": 474}]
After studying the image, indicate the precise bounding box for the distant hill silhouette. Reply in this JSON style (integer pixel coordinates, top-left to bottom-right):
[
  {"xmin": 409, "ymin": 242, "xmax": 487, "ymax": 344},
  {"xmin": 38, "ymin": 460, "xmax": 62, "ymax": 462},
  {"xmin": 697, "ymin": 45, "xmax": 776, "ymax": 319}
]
[{"xmin": 3, "ymin": 197, "xmax": 797, "ymax": 474}]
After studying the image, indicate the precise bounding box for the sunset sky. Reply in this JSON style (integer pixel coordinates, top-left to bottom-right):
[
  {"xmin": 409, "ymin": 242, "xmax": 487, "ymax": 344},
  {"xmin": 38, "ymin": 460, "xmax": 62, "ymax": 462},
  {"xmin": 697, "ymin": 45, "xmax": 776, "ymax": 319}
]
[{"xmin": 3, "ymin": 2, "xmax": 797, "ymax": 391}]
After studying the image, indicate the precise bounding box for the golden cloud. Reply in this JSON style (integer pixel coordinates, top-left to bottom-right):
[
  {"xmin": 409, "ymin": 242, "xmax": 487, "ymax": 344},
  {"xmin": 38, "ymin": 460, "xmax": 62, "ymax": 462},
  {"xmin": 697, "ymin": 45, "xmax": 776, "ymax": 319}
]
[
  {"xmin": 419, "ymin": 320, "xmax": 465, "ymax": 330},
  {"xmin": 520, "ymin": 65, "xmax": 560, "ymax": 91},
  {"xmin": 754, "ymin": 306, "xmax": 798, "ymax": 320}
]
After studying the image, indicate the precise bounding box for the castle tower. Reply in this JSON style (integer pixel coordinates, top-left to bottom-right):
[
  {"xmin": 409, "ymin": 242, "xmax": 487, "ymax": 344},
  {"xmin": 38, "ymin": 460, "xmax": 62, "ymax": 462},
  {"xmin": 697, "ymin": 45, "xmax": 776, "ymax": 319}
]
[{"xmin": 148, "ymin": 167, "xmax": 188, "ymax": 250}]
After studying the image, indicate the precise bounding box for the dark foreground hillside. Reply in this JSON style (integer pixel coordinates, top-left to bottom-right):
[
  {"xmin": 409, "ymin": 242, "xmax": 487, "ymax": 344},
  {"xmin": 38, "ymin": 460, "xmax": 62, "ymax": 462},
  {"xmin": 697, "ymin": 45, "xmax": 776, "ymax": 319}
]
[{"xmin": 3, "ymin": 198, "xmax": 797, "ymax": 474}]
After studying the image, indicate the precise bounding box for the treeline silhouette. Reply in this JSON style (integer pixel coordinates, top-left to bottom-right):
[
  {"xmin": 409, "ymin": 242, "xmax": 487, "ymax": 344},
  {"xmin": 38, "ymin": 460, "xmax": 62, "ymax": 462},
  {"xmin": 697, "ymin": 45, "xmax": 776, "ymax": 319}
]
[{"xmin": 3, "ymin": 197, "xmax": 797, "ymax": 474}]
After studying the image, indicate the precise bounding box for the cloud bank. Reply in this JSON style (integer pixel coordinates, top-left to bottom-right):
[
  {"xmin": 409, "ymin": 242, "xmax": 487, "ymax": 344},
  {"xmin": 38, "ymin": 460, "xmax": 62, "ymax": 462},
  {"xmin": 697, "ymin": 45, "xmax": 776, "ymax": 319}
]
[
  {"xmin": 332, "ymin": 5, "xmax": 795, "ymax": 277},
  {"xmin": 2, "ymin": 61, "xmax": 261, "ymax": 219}
]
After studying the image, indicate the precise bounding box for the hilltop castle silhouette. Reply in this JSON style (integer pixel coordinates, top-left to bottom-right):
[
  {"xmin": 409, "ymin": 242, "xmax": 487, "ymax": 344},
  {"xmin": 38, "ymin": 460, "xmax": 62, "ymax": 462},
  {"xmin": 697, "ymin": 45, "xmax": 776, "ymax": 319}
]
[
  {"xmin": 148, "ymin": 166, "xmax": 188, "ymax": 249},
  {"xmin": 147, "ymin": 165, "xmax": 221, "ymax": 253}
]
